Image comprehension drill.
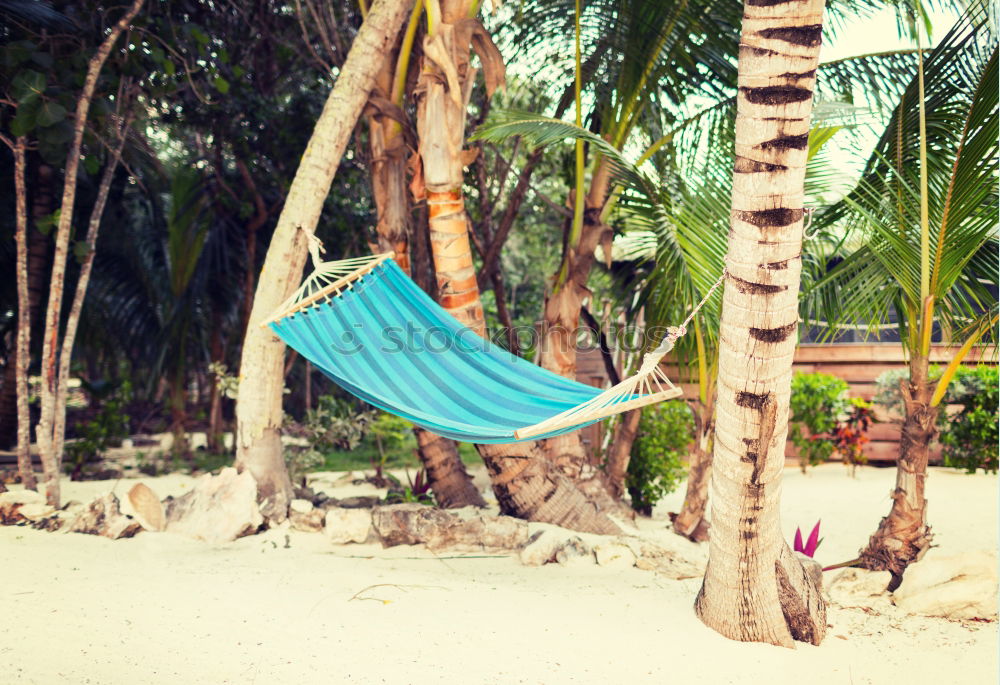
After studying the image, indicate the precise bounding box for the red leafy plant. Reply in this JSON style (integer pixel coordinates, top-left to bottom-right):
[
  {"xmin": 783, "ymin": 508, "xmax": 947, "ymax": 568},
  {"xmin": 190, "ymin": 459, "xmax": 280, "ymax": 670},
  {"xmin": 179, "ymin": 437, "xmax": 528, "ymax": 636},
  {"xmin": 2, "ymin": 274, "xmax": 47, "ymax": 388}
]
[{"xmin": 793, "ymin": 520, "xmax": 822, "ymax": 558}]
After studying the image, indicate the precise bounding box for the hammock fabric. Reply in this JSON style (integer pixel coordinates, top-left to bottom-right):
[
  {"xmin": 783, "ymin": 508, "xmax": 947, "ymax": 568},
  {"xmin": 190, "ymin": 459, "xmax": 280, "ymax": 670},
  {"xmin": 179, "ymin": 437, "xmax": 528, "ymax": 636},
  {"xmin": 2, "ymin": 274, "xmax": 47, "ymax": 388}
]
[{"xmin": 265, "ymin": 252, "xmax": 683, "ymax": 443}]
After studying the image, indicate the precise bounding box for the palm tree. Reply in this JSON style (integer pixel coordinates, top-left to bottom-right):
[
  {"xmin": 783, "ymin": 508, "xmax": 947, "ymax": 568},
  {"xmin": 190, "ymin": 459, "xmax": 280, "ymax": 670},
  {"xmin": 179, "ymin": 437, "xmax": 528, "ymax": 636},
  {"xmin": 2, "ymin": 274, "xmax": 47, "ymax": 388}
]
[
  {"xmin": 805, "ymin": 2, "xmax": 998, "ymax": 589},
  {"xmin": 691, "ymin": 0, "xmax": 830, "ymax": 647}
]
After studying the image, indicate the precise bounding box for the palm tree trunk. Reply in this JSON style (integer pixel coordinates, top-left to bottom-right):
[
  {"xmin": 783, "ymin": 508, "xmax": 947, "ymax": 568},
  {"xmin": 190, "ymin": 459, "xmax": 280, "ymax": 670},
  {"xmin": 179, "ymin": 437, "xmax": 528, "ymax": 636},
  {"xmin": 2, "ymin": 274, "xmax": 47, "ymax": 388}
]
[
  {"xmin": 34, "ymin": 0, "xmax": 145, "ymax": 507},
  {"xmin": 365, "ymin": 30, "xmax": 483, "ymax": 509},
  {"xmin": 673, "ymin": 398, "xmax": 715, "ymax": 542},
  {"xmin": 235, "ymin": 0, "xmax": 414, "ymax": 522},
  {"xmin": 694, "ymin": 0, "xmax": 827, "ymax": 647},
  {"xmin": 605, "ymin": 408, "xmax": 640, "ymax": 499},
  {"xmin": 857, "ymin": 356, "xmax": 935, "ymax": 589},
  {"xmin": 414, "ymin": 1, "xmax": 619, "ymax": 533}
]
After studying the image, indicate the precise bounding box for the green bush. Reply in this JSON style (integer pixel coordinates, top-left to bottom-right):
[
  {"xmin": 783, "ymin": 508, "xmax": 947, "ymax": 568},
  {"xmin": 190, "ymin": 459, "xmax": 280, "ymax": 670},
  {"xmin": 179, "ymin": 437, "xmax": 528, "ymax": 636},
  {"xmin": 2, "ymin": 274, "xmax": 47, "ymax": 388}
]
[
  {"xmin": 789, "ymin": 372, "xmax": 850, "ymax": 470},
  {"xmin": 282, "ymin": 395, "xmax": 378, "ymax": 485},
  {"xmin": 626, "ymin": 400, "xmax": 693, "ymax": 515},
  {"xmin": 940, "ymin": 366, "xmax": 998, "ymax": 473},
  {"xmin": 65, "ymin": 381, "xmax": 131, "ymax": 480}
]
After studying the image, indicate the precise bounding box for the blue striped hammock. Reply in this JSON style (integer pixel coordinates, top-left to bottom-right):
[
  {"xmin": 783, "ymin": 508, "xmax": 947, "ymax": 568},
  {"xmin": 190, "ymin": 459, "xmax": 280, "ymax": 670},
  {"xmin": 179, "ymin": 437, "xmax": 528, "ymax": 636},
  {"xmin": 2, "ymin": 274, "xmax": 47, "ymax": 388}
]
[{"xmin": 264, "ymin": 253, "xmax": 682, "ymax": 443}]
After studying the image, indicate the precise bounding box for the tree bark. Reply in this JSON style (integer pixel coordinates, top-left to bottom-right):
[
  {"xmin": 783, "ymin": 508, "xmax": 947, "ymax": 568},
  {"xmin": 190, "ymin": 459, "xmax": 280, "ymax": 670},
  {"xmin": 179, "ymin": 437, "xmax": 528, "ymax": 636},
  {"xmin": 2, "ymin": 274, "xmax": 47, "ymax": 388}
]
[
  {"xmin": 414, "ymin": 1, "xmax": 619, "ymax": 533},
  {"xmin": 857, "ymin": 357, "xmax": 935, "ymax": 589},
  {"xmin": 694, "ymin": 0, "xmax": 827, "ymax": 648},
  {"xmin": 235, "ymin": 0, "xmax": 414, "ymax": 522},
  {"xmin": 414, "ymin": 429, "xmax": 486, "ymax": 508},
  {"xmin": 363, "ymin": 23, "xmax": 483, "ymax": 509},
  {"xmin": 537, "ymin": 209, "xmax": 614, "ymax": 495},
  {"xmin": 51, "ymin": 110, "xmax": 132, "ymax": 467},
  {"xmin": 34, "ymin": 0, "xmax": 145, "ymax": 507},
  {"xmin": 673, "ymin": 400, "xmax": 715, "ymax": 542},
  {"xmin": 605, "ymin": 408, "xmax": 640, "ymax": 499},
  {"xmin": 480, "ymin": 442, "xmax": 620, "ymax": 535},
  {"xmin": 10, "ymin": 137, "xmax": 37, "ymax": 490}
]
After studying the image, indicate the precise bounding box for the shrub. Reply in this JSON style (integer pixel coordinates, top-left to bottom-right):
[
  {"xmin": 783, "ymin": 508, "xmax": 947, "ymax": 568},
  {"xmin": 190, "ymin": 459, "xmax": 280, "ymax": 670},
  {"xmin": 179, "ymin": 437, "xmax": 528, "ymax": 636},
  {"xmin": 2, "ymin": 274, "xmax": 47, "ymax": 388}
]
[
  {"xmin": 940, "ymin": 366, "xmax": 998, "ymax": 473},
  {"xmin": 282, "ymin": 395, "xmax": 377, "ymax": 486},
  {"xmin": 626, "ymin": 400, "xmax": 693, "ymax": 515},
  {"xmin": 65, "ymin": 381, "xmax": 131, "ymax": 480},
  {"xmin": 789, "ymin": 372, "xmax": 850, "ymax": 471}
]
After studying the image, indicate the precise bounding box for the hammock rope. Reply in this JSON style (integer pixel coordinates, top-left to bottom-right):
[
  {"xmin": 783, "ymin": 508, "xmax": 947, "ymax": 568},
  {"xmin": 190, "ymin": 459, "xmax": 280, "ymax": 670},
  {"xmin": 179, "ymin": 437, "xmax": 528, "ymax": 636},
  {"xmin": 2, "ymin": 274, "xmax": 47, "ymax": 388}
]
[{"xmin": 264, "ymin": 244, "xmax": 726, "ymax": 443}]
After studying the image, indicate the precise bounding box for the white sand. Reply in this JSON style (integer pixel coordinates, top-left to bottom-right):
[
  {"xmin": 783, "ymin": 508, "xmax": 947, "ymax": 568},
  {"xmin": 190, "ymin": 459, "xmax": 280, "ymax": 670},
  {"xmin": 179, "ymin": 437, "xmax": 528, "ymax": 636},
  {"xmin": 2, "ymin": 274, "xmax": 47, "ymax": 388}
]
[{"xmin": 2, "ymin": 464, "xmax": 996, "ymax": 685}]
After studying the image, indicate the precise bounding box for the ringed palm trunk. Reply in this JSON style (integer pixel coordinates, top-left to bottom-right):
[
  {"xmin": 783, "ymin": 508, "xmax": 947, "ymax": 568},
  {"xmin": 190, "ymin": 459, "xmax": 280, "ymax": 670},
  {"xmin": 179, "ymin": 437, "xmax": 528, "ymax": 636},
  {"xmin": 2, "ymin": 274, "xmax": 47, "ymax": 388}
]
[
  {"xmin": 368, "ymin": 38, "xmax": 484, "ymax": 509},
  {"xmin": 694, "ymin": 0, "xmax": 827, "ymax": 647},
  {"xmin": 235, "ymin": 0, "xmax": 414, "ymax": 521},
  {"xmin": 414, "ymin": 1, "xmax": 619, "ymax": 534},
  {"xmin": 857, "ymin": 355, "xmax": 935, "ymax": 589},
  {"xmin": 673, "ymin": 398, "xmax": 715, "ymax": 542}
]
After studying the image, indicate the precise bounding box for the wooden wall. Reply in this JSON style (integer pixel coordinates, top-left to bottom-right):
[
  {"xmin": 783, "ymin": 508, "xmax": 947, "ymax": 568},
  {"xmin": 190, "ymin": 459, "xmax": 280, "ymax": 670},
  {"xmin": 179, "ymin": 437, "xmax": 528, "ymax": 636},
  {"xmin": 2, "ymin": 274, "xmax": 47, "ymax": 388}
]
[{"xmin": 576, "ymin": 343, "xmax": 997, "ymax": 465}]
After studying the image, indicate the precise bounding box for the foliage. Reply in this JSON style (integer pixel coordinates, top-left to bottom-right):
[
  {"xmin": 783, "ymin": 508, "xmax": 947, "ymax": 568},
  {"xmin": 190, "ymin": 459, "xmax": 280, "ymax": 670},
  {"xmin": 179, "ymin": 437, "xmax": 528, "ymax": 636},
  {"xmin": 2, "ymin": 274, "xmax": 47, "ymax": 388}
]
[
  {"xmin": 626, "ymin": 400, "xmax": 692, "ymax": 515},
  {"xmin": 383, "ymin": 468, "xmax": 435, "ymax": 506},
  {"xmin": 832, "ymin": 398, "xmax": 873, "ymax": 472},
  {"xmin": 283, "ymin": 395, "xmax": 377, "ymax": 485},
  {"xmin": 368, "ymin": 412, "xmax": 411, "ymax": 485},
  {"xmin": 804, "ymin": 3, "xmax": 998, "ymax": 358},
  {"xmin": 789, "ymin": 372, "xmax": 851, "ymax": 470},
  {"xmin": 940, "ymin": 366, "xmax": 998, "ymax": 473},
  {"xmin": 64, "ymin": 381, "xmax": 131, "ymax": 480}
]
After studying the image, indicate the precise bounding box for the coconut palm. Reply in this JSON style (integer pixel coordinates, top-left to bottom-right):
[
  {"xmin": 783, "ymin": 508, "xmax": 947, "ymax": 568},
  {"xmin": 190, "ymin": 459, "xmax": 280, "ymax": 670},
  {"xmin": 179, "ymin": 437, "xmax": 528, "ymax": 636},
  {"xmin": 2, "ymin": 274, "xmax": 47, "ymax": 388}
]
[{"xmin": 805, "ymin": 1, "xmax": 998, "ymax": 588}]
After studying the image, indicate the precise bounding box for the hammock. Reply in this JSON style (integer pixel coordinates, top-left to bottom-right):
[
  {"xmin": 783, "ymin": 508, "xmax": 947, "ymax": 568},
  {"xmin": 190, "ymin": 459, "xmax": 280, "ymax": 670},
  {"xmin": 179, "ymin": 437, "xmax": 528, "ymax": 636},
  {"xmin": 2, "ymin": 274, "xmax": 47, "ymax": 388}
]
[{"xmin": 264, "ymin": 251, "xmax": 705, "ymax": 444}]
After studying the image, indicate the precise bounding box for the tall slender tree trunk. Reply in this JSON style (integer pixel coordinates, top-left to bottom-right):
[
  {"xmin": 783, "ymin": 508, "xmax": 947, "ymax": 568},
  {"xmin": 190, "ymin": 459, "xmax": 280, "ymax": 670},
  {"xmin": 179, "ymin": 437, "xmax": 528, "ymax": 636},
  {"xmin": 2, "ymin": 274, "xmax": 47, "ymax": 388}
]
[
  {"xmin": 414, "ymin": 0, "xmax": 619, "ymax": 533},
  {"xmin": 605, "ymin": 408, "xmax": 640, "ymax": 499},
  {"xmin": 10, "ymin": 137, "xmax": 37, "ymax": 490},
  {"xmin": 673, "ymin": 398, "xmax": 715, "ymax": 542},
  {"xmin": 367, "ymin": 26, "xmax": 484, "ymax": 509},
  {"xmin": 857, "ymin": 356, "xmax": 935, "ymax": 589},
  {"xmin": 537, "ymin": 166, "xmax": 614, "ymax": 492},
  {"xmin": 51, "ymin": 111, "xmax": 132, "ymax": 467},
  {"xmin": 235, "ymin": 0, "xmax": 414, "ymax": 521},
  {"xmin": 694, "ymin": 0, "xmax": 827, "ymax": 647},
  {"xmin": 34, "ymin": 0, "xmax": 144, "ymax": 507}
]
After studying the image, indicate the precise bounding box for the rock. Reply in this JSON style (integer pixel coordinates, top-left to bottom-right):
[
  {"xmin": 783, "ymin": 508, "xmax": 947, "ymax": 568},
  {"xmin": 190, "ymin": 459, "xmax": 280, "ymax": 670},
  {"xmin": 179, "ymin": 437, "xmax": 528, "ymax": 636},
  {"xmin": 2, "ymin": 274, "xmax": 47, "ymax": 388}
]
[
  {"xmin": 827, "ymin": 568, "xmax": 893, "ymax": 606},
  {"xmin": 290, "ymin": 507, "xmax": 325, "ymax": 533},
  {"xmin": 594, "ymin": 542, "xmax": 637, "ymax": 569},
  {"xmin": 126, "ymin": 483, "xmax": 165, "ymax": 532},
  {"xmin": 893, "ymin": 551, "xmax": 999, "ymax": 620},
  {"xmin": 519, "ymin": 528, "xmax": 573, "ymax": 566},
  {"xmin": 0, "ymin": 490, "xmax": 47, "ymax": 525},
  {"xmin": 555, "ymin": 537, "xmax": 593, "ymax": 567},
  {"xmin": 634, "ymin": 557, "xmax": 656, "ymax": 572},
  {"xmin": 324, "ymin": 507, "xmax": 374, "ymax": 544},
  {"xmin": 68, "ymin": 493, "xmax": 142, "ymax": 539},
  {"xmin": 290, "ymin": 498, "xmax": 314, "ymax": 514},
  {"xmin": 165, "ymin": 467, "xmax": 263, "ymax": 544},
  {"xmin": 372, "ymin": 504, "xmax": 458, "ymax": 546},
  {"xmin": 372, "ymin": 503, "xmax": 529, "ymax": 550},
  {"xmin": 629, "ymin": 540, "xmax": 702, "ymax": 579}
]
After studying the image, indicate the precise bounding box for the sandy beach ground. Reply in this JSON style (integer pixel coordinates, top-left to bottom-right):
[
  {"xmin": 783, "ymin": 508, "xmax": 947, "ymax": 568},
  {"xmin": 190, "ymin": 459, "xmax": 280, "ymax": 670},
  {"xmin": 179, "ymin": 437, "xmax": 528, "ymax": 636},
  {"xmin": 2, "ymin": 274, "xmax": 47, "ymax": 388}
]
[{"xmin": 2, "ymin": 464, "xmax": 996, "ymax": 685}]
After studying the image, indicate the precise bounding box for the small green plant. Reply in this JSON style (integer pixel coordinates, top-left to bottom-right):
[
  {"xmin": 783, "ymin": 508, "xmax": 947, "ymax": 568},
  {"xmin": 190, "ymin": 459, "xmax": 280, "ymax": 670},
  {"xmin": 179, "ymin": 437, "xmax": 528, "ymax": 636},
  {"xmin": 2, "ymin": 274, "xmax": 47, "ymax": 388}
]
[
  {"xmin": 368, "ymin": 412, "xmax": 411, "ymax": 485},
  {"xmin": 384, "ymin": 467, "xmax": 435, "ymax": 505},
  {"xmin": 65, "ymin": 381, "xmax": 131, "ymax": 480},
  {"xmin": 789, "ymin": 372, "xmax": 850, "ymax": 472},
  {"xmin": 282, "ymin": 395, "xmax": 377, "ymax": 486},
  {"xmin": 626, "ymin": 400, "xmax": 692, "ymax": 515},
  {"xmin": 940, "ymin": 366, "xmax": 998, "ymax": 473}
]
